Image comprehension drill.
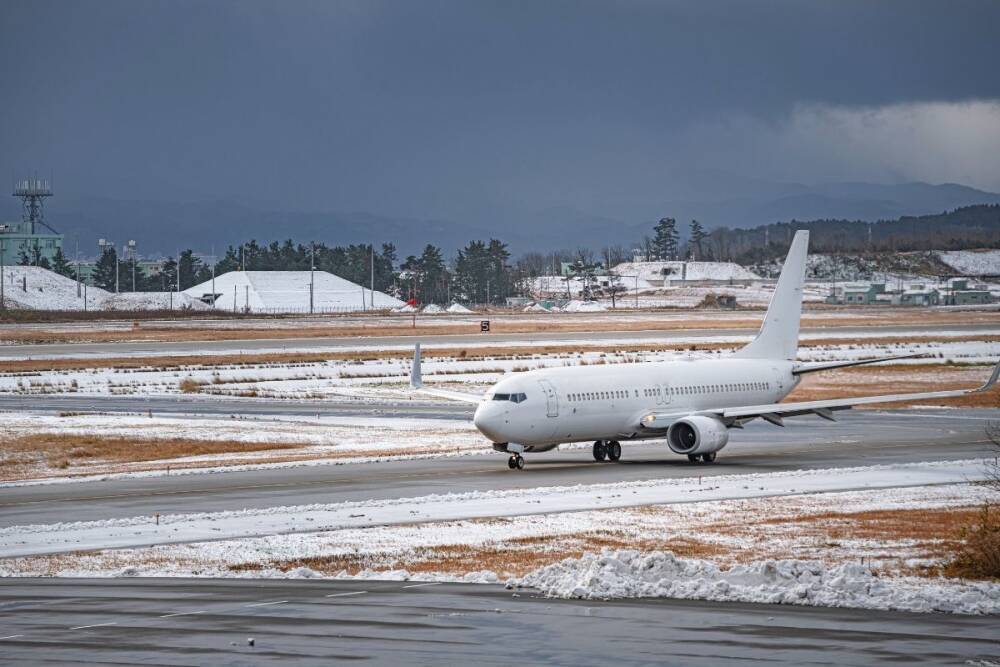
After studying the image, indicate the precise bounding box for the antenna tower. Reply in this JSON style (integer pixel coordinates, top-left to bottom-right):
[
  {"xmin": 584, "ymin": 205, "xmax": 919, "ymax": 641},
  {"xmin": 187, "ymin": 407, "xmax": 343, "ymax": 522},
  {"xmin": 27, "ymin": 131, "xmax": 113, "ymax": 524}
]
[{"xmin": 12, "ymin": 176, "xmax": 57, "ymax": 234}]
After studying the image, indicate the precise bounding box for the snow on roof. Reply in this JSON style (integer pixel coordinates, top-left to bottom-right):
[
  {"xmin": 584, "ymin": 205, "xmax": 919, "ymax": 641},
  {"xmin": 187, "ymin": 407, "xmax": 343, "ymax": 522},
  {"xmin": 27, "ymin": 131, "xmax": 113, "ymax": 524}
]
[
  {"xmin": 612, "ymin": 261, "xmax": 761, "ymax": 282},
  {"xmin": 183, "ymin": 270, "xmax": 404, "ymax": 313}
]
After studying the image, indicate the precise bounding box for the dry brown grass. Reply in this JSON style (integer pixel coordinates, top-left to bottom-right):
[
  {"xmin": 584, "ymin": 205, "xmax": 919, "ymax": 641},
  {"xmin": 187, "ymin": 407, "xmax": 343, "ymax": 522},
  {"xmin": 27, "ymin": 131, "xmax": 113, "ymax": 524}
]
[
  {"xmin": 178, "ymin": 377, "xmax": 203, "ymax": 393},
  {"xmin": 786, "ymin": 363, "xmax": 1000, "ymax": 409},
  {"xmin": 2, "ymin": 334, "xmax": 995, "ymax": 375},
  {"xmin": 234, "ymin": 532, "xmax": 727, "ymax": 578},
  {"xmin": 943, "ymin": 504, "xmax": 1000, "ymax": 580},
  {"xmin": 1, "ymin": 307, "xmax": 995, "ymax": 345},
  {"xmin": 0, "ymin": 433, "xmax": 298, "ymax": 475}
]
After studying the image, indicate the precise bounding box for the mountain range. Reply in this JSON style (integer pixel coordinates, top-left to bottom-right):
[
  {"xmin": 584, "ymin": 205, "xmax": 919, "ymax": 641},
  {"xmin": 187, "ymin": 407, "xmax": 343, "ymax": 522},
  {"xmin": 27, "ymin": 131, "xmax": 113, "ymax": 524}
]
[{"xmin": 3, "ymin": 180, "xmax": 999, "ymax": 258}]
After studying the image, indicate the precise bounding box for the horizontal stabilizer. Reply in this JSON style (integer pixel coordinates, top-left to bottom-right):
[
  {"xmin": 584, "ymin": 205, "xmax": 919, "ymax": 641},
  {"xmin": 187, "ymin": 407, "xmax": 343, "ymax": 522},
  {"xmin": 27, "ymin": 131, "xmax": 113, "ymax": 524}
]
[{"xmin": 793, "ymin": 353, "xmax": 923, "ymax": 375}]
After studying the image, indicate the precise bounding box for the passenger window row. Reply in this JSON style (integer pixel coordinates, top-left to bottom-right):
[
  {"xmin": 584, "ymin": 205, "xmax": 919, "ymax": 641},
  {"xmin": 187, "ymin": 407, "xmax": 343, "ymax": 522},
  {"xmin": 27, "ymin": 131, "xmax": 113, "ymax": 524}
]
[{"xmin": 567, "ymin": 381, "xmax": 772, "ymax": 402}]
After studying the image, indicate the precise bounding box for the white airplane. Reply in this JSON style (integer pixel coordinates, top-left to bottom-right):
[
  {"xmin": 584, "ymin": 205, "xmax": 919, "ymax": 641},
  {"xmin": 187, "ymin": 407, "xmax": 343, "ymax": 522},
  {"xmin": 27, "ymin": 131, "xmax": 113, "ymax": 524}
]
[{"xmin": 410, "ymin": 230, "xmax": 999, "ymax": 469}]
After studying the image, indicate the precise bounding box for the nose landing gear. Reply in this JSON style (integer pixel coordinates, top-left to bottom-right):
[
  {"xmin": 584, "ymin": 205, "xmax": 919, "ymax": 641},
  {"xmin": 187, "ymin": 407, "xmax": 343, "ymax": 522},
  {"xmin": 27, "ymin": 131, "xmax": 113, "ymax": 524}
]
[
  {"xmin": 592, "ymin": 440, "xmax": 622, "ymax": 462},
  {"xmin": 507, "ymin": 454, "xmax": 525, "ymax": 470}
]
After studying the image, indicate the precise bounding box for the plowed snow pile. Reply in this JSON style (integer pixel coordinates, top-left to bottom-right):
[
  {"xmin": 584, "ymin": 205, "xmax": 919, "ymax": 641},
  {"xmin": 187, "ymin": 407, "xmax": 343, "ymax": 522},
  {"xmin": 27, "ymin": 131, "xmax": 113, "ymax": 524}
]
[{"xmin": 515, "ymin": 550, "xmax": 1000, "ymax": 615}]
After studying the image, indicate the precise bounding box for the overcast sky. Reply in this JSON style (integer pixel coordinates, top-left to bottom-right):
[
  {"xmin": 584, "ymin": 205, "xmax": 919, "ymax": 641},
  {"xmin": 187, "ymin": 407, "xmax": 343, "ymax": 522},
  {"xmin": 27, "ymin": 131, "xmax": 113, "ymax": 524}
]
[{"xmin": 2, "ymin": 0, "xmax": 999, "ymax": 222}]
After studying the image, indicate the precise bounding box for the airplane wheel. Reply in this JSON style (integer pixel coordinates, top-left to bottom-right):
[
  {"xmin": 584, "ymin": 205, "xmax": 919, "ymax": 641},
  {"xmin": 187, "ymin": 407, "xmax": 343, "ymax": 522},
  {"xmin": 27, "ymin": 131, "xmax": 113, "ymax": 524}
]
[
  {"xmin": 508, "ymin": 456, "xmax": 517, "ymax": 469},
  {"xmin": 515, "ymin": 455, "xmax": 525, "ymax": 470},
  {"xmin": 607, "ymin": 441, "xmax": 622, "ymax": 461},
  {"xmin": 687, "ymin": 454, "xmax": 700, "ymax": 463},
  {"xmin": 592, "ymin": 440, "xmax": 608, "ymax": 461},
  {"xmin": 701, "ymin": 452, "xmax": 717, "ymax": 463}
]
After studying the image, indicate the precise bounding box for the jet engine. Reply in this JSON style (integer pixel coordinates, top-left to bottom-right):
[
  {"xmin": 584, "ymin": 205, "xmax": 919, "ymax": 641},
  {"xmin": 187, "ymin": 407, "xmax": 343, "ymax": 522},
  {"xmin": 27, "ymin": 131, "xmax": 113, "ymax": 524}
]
[{"xmin": 666, "ymin": 416, "xmax": 730, "ymax": 455}]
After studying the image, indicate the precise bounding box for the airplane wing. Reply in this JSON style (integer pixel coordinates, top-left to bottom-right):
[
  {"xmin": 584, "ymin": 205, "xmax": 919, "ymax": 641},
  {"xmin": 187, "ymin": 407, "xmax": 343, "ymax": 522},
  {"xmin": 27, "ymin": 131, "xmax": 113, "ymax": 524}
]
[
  {"xmin": 409, "ymin": 343, "xmax": 485, "ymax": 404},
  {"xmin": 640, "ymin": 360, "xmax": 1000, "ymax": 429},
  {"xmin": 792, "ymin": 353, "xmax": 923, "ymax": 375}
]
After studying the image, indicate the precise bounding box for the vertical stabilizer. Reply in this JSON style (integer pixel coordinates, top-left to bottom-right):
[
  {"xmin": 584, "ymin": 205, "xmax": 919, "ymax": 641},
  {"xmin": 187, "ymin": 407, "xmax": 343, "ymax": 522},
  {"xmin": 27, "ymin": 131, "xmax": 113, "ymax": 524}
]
[{"xmin": 732, "ymin": 230, "xmax": 809, "ymax": 361}]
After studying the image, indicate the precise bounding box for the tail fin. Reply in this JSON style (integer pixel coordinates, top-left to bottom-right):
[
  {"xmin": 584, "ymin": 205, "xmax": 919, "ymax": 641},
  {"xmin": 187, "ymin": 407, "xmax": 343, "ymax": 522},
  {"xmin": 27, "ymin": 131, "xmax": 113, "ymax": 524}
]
[{"xmin": 732, "ymin": 230, "xmax": 809, "ymax": 361}]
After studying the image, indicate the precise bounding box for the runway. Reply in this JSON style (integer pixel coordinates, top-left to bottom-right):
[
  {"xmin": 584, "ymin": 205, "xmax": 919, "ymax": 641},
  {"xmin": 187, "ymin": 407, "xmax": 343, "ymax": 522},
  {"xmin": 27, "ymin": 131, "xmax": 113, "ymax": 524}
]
[
  {"xmin": 1, "ymin": 409, "xmax": 996, "ymax": 529},
  {"xmin": 0, "ymin": 578, "xmax": 996, "ymax": 666},
  {"xmin": 2, "ymin": 321, "xmax": 998, "ymax": 359},
  {"xmin": 0, "ymin": 393, "xmax": 474, "ymax": 420}
]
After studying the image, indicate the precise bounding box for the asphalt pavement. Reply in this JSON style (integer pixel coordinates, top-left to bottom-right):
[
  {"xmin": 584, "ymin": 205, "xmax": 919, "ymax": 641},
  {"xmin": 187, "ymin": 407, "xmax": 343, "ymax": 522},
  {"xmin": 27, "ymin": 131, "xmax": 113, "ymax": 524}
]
[
  {"xmin": 0, "ymin": 578, "xmax": 997, "ymax": 666},
  {"xmin": 1, "ymin": 409, "xmax": 996, "ymax": 528}
]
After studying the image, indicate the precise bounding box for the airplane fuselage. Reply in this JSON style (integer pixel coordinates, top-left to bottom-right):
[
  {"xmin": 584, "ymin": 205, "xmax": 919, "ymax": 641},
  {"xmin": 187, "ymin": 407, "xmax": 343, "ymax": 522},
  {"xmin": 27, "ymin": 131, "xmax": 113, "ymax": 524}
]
[{"xmin": 472, "ymin": 357, "xmax": 800, "ymax": 451}]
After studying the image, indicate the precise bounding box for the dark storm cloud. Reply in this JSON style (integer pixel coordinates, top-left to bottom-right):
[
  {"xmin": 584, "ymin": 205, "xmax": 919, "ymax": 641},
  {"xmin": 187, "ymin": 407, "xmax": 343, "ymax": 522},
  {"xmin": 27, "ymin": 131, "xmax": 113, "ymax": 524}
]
[{"xmin": 1, "ymin": 0, "xmax": 999, "ymax": 223}]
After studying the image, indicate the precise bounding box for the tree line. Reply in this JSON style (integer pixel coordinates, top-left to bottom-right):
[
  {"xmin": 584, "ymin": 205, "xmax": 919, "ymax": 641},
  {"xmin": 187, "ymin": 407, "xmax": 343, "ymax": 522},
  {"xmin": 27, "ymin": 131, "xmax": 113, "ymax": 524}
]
[{"xmin": 22, "ymin": 203, "xmax": 1000, "ymax": 303}]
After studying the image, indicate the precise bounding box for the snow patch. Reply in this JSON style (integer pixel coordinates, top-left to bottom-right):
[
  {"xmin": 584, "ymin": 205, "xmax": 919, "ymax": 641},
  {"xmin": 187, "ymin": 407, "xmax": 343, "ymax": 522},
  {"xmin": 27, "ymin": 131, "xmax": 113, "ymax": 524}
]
[{"xmin": 514, "ymin": 549, "xmax": 1000, "ymax": 615}]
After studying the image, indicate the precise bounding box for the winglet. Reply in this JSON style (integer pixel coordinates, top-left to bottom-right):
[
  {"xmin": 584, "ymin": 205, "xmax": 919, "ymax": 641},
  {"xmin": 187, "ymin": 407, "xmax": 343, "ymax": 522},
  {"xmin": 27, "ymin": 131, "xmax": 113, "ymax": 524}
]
[
  {"xmin": 410, "ymin": 343, "xmax": 422, "ymax": 388},
  {"xmin": 973, "ymin": 360, "xmax": 1000, "ymax": 393}
]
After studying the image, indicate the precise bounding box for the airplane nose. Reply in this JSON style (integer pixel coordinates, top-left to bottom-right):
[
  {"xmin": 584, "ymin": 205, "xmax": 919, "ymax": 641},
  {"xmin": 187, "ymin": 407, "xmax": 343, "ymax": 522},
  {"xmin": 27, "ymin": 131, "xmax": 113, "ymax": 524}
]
[{"xmin": 473, "ymin": 403, "xmax": 501, "ymax": 440}]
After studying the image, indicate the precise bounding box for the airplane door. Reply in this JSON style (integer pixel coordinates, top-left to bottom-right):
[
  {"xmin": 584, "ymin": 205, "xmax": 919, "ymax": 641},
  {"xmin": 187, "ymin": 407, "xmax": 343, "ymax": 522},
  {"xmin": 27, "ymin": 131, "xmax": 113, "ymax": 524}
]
[
  {"xmin": 538, "ymin": 379, "xmax": 559, "ymax": 417},
  {"xmin": 662, "ymin": 381, "xmax": 671, "ymax": 405}
]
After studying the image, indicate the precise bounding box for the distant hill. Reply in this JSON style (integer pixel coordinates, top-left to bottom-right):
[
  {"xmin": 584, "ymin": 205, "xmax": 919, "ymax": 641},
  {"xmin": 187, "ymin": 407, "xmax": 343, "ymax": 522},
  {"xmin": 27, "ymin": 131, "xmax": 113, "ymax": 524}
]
[
  {"xmin": 707, "ymin": 204, "xmax": 1000, "ymax": 266},
  {"xmin": 2, "ymin": 180, "xmax": 999, "ymax": 257}
]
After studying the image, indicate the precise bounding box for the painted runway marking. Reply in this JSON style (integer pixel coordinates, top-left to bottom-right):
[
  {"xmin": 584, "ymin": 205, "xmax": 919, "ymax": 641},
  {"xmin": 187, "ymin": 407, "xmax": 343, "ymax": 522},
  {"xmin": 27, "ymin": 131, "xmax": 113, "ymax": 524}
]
[
  {"xmin": 0, "ymin": 634, "xmax": 24, "ymax": 640},
  {"xmin": 70, "ymin": 622, "xmax": 116, "ymax": 630},
  {"xmin": 402, "ymin": 582, "xmax": 441, "ymax": 589},
  {"xmin": 244, "ymin": 600, "xmax": 287, "ymax": 608},
  {"xmin": 159, "ymin": 610, "xmax": 205, "ymax": 618},
  {"xmin": 325, "ymin": 591, "xmax": 367, "ymax": 598}
]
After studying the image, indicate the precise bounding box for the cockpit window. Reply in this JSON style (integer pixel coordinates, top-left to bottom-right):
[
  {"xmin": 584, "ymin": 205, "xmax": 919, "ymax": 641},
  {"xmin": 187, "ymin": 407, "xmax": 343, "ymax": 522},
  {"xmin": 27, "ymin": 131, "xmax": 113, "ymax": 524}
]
[{"xmin": 493, "ymin": 392, "xmax": 527, "ymax": 403}]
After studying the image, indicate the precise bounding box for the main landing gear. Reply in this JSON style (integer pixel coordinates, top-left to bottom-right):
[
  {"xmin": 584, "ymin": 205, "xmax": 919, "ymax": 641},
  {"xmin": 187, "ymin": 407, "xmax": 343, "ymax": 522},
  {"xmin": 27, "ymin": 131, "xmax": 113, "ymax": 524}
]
[
  {"xmin": 593, "ymin": 440, "xmax": 622, "ymax": 462},
  {"xmin": 507, "ymin": 454, "xmax": 525, "ymax": 470},
  {"xmin": 687, "ymin": 452, "xmax": 717, "ymax": 464}
]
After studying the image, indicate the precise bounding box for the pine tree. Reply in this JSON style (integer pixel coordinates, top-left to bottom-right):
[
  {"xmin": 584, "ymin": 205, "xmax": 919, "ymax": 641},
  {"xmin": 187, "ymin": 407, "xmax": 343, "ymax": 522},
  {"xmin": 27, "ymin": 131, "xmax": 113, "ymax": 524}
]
[
  {"xmin": 51, "ymin": 247, "xmax": 75, "ymax": 278},
  {"xmin": 652, "ymin": 217, "xmax": 679, "ymax": 260},
  {"xmin": 92, "ymin": 247, "xmax": 118, "ymax": 291},
  {"xmin": 178, "ymin": 250, "xmax": 203, "ymax": 290},
  {"xmin": 160, "ymin": 256, "xmax": 178, "ymax": 291},
  {"xmin": 689, "ymin": 219, "xmax": 708, "ymax": 260}
]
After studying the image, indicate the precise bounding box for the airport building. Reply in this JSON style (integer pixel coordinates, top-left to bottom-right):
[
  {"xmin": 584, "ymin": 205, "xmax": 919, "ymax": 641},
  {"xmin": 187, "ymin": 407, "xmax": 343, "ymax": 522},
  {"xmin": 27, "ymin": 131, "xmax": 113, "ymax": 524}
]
[{"xmin": 0, "ymin": 178, "xmax": 64, "ymax": 267}]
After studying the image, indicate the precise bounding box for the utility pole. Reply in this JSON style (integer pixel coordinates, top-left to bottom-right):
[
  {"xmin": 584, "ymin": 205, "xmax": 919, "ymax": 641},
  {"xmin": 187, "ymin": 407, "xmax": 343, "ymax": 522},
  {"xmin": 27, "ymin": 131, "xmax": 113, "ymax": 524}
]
[
  {"xmin": 370, "ymin": 243, "xmax": 375, "ymax": 309},
  {"xmin": 75, "ymin": 240, "xmax": 81, "ymax": 298},
  {"xmin": 309, "ymin": 241, "xmax": 315, "ymax": 314},
  {"xmin": 0, "ymin": 239, "xmax": 5, "ymax": 310},
  {"xmin": 211, "ymin": 246, "xmax": 216, "ymax": 309},
  {"xmin": 128, "ymin": 240, "xmax": 136, "ymax": 291},
  {"xmin": 115, "ymin": 242, "xmax": 120, "ymax": 294}
]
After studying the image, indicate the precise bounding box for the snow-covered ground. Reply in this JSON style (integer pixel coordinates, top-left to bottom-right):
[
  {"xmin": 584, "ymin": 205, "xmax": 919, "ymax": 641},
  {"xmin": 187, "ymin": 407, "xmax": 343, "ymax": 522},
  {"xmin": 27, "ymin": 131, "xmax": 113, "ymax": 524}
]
[
  {"xmin": 0, "ymin": 337, "xmax": 994, "ymax": 399},
  {"xmin": 0, "ymin": 266, "xmax": 404, "ymax": 312},
  {"xmin": 184, "ymin": 270, "xmax": 404, "ymax": 312},
  {"xmin": 0, "ymin": 266, "xmax": 106, "ymax": 310},
  {"xmin": 612, "ymin": 260, "xmax": 762, "ymax": 283},
  {"xmin": 939, "ymin": 250, "xmax": 1000, "ymax": 276},
  {"xmin": 516, "ymin": 550, "xmax": 999, "ymax": 615},
  {"xmin": 0, "ymin": 458, "xmax": 986, "ymax": 558},
  {"xmin": 0, "ymin": 412, "xmax": 480, "ymax": 482},
  {"xmin": 1, "ymin": 471, "xmax": 996, "ymax": 615}
]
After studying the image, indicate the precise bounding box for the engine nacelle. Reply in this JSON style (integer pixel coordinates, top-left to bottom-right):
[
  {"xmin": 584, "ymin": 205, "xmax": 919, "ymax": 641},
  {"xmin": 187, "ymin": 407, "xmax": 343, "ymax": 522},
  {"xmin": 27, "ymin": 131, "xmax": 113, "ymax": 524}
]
[{"xmin": 667, "ymin": 415, "xmax": 730, "ymax": 455}]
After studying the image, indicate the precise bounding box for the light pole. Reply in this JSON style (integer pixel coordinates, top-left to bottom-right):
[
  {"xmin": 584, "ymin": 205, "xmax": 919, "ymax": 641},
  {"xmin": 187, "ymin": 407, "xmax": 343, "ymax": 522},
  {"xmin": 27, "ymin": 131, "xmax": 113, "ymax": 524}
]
[
  {"xmin": 1, "ymin": 238, "xmax": 5, "ymax": 310},
  {"xmin": 309, "ymin": 241, "xmax": 315, "ymax": 314}
]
